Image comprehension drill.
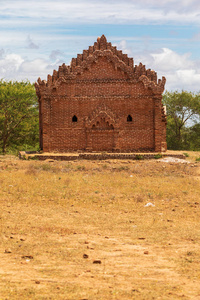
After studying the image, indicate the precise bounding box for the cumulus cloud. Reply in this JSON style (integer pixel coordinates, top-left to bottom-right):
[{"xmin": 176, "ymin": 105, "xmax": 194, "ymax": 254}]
[
  {"xmin": 114, "ymin": 40, "xmax": 132, "ymax": 57},
  {"xmin": 0, "ymin": 51, "xmax": 60, "ymax": 82},
  {"xmin": 0, "ymin": 44, "xmax": 200, "ymax": 92},
  {"xmin": 0, "ymin": 0, "xmax": 199, "ymax": 94},
  {"xmin": 151, "ymin": 48, "xmax": 193, "ymax": 71},
  {"xmin": 0, "ymin": 53, "xmax": 24, "ymax": 79},
  {"xmin": 133, "ymin": 47, "xmax": 200, "ymax": 91},
  {"xmin": 21, "ymin": 58, "xmax": 61, "ymax": 82}
]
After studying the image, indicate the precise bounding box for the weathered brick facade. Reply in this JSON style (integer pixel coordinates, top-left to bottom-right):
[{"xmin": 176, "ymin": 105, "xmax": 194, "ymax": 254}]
[{"xmin": 35, "ymin": 35, "xmax": 167, "ymax": 152}]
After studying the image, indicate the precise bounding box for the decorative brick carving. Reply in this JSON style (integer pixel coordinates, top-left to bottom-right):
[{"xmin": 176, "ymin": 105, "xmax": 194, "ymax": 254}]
[
  {"xmin": 85, "ymin": 104, "xmax": 118, "ymax": 129},
  {"xmin": 35, "ymin": 35, "xmax": 167, "ymax": 152}
]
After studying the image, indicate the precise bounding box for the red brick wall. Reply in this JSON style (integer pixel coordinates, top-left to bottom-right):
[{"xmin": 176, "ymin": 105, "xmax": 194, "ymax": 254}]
[{"xmin": 35, "ymin": 35, "xmax": 167, "ymax": 153}]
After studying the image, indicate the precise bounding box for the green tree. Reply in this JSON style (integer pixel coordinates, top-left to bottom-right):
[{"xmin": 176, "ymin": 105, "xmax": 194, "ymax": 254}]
[
  {"xmin": 163, "ymin": 91, "xmax": 200, "ymax": 150},
  {"xmin": 0, "ymin": 80, "xmax": 39, "ymax": 153},
  {"xmin": 187, "ymin": 123, "xmax": 200, "ymax": 151}
]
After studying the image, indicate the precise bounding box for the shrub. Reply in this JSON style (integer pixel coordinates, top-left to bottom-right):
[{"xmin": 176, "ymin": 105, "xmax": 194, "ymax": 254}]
[
  {"xmin": 135, "ymin": 155, "xmax": 144, "ymax": 160},
  {"xmin": 183, "ymin": 153, "xmax": 189, "ymax": 157},
  {"xmin": 154, "ymin": 153, "xmax": 162, "ymax": 159}
]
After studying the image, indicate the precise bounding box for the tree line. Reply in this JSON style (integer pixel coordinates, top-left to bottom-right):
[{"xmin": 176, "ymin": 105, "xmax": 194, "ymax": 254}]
[
  {"xmin": 0, "ymin": 80, "xmax": 200, "ymax": 153},
  {"xmin": 0, "ymin": 80, "xmax": 39, "ymax": 154},
  {"xmin": 163, "ymin": 91, "xmax": 200, "ymax": 150}
]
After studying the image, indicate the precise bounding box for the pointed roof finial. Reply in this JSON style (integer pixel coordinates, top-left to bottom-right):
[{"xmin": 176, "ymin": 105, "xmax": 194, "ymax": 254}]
[
  {"xmin": 99, "ymin": 35, "xmax": 107, "ymax": 50},
  {"xmin": 100, "ymin": 34, "xmax": 107, "ymax": 43}
]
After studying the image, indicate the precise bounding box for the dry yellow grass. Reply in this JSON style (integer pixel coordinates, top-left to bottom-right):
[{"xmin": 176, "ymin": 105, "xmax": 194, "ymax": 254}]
[{"xmin": 0, "ymin": 152, "xmax": 200, "ymax": 299}]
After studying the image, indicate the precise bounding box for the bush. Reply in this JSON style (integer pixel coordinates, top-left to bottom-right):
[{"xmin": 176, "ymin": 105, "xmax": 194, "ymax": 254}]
[
  {"xmin": 154, "ymin": 153, "xmax": 162, "ymax": 159},
  {"xmin": 135, "ymin": 155, "xmax": 144, "ymax": 160}
]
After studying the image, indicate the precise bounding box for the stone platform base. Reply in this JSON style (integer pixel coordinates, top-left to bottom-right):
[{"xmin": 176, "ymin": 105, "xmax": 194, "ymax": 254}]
[{"xmin": 19, "ymin": 151, "xmax": 186, "ymax": 161}]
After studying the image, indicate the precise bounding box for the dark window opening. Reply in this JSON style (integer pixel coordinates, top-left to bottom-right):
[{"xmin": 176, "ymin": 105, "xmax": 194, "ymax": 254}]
[
  {"xmin": 127, "ymin": 115, "xmax": 132, "ymax": 122},
  {"xmin": 72, "ymin": 115, "xmax": 78, "ymax": 122}
]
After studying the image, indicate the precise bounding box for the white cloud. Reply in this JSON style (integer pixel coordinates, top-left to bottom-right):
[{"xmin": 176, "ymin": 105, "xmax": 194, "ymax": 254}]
[
  {"xmin": 0, "ymin": 49, "xmax": 5, "ymax": 59},
  {"xmin": 0, "ymin": 54, "xmax": 24, "ymax": 78},
  {"xmin": 131, "ymin": 0, "xmax": 200, "ymax": 12},
  {"xmin": 151, "ymin": 48, "xmax": 193, "ymax": 71},
  {"xmin": 0, "ymin": 37, "xmax": 200, "ymax": 92},
  {"xmin": 133, "ymin": 47, "xmax": 200, "ymax": 91},
  {"xmin": 114, "ymin": 40, "xmax": 133, "ymax": 57},
  {"xmin": 167, "ymin": 69, "xmax": 200, "ymax": 91},
  {"xmin": 1, "ymin": 0, "xmax": 200, "ymax": 25},
  {"xmin": 20, "ymin": 58, "xmax": 61, "ymax": 82},
  {"xmin": 0, "ymin": 51, "xmax": 60, "ymax": 82},
  {"xmin": 49, "ymin": 50, "xmax": 66, "ymax": 61},
  {"xmin": 26, "ymin": 36, "xmax": 39, "ymax": 49}
]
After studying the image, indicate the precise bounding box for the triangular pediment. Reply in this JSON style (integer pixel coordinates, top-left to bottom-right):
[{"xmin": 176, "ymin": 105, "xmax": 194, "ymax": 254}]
[
  {"xmin": 72, "ymin": 35, "xmax": 134, "ymax": 70},
  {"xmin": 62, "ymin": 35, "xmax": 133, "ymax": 79},
  {"xmin": 75, "ymin": 52, "xmax": 131, "ymax": 80},
  {"xmin": 35, "ymin": 35, "xmax": 166, "ymax": 95}
]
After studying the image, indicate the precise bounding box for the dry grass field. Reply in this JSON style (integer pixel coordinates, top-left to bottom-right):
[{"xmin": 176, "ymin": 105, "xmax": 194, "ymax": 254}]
[{"xmin": 0, "ymin": 152, "xmax": 200, "ymax": 299}]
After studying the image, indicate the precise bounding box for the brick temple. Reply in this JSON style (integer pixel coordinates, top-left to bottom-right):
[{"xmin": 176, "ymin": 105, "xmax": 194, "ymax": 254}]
[{"xmin": 35, "ymin": 35, "xmax": 167, "ymax": 152}]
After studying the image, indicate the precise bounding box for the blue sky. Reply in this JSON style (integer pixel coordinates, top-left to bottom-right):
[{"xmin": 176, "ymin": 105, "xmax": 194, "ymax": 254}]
[{"xmin": 1, "ymin": 0, "xmax": 200, "ymax": 91}]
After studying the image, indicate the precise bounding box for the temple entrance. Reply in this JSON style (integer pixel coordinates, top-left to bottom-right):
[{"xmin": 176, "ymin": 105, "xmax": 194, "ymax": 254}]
[
  {"xmin": 90, "ymin": 130, "xmax": 114, "ymax": 151},
  {"xmin": 86, "ymin": 117, "xmax": 115, "ymax": 151}
]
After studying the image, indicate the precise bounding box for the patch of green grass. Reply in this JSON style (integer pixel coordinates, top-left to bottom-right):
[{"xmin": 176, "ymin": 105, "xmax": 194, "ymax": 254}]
[
  {"xmin": 183, "ymin": 152, "xmax": 189, "ymax": 157},
  {"xmin": 41, "ymin": 163, "xmax": 52, "ymax": 171},
  {"xmin": 154, "ymin": 153, "xmax": 162, "ymax": 159},
  {"xmin": 135, "ymin": 155, "xmax": 144, "ymax": 160},
  {"xmin": 76, "ymin": 165, "xmax": 86, "ymax": 171},
  {"xmin": 102, "ymin": 164, "xmax": 108, "ymax": 169},
  {"xmin": 28, "ymin": 155, "xmax": 38, "ymax": 160},
  {"xmin": 117, "ymin": 165, "xmax": 130, "ymax": 171}
]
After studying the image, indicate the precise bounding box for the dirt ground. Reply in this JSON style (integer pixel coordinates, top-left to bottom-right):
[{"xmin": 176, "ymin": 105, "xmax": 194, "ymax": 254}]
[{"xmin": 0, "ymin": 152, "xmax": 200, "ymax": 299}]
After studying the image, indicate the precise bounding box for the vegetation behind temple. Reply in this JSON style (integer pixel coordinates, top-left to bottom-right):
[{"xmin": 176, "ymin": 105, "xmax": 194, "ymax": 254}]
[
  {"xmin": 163, "ymin": 91, "xmax": 200, "ymax": 150},
  {"xmin": 0, "ymin": 80, "xmax": 200, "ymax": 153},
  {"xmin": 0, "ymin": 80, "xmax": 39, "ymax": 154}
]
